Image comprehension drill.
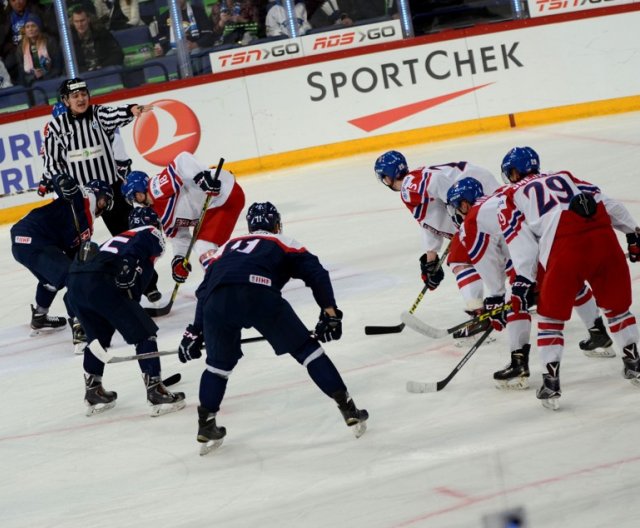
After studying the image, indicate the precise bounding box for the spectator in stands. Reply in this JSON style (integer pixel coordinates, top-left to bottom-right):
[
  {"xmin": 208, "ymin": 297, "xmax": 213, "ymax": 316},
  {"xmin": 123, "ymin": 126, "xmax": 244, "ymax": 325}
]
[
  {"xmin": 310, "ymin": 0, "xmax": 353, "ymax": 28},
  {"xmin": 15, "ymin": 13, "xmax": 62, "ymax": 86},
  {"xmin": 70, "ymin": 5, "xmax": 124, "ymax": 72},
  {"xmin": 310, "ymin": 0, "xmax": 396, "ymax": 28},
  {"xmin": 153, "ymin": 0, "xmax": 214, "ymax": 56},
  {"xmin": 93, "ymin": 0, "xmax": 146, "ymax": 30},
  {"xmin": 0, "ymin": 56, "xmax": 14, "ymax": 87},
  {"xmin": 213, "ymin": 0, "xmax": 260, "ymax": 46},
  {"xmin": 1, "ymin": 0, "xmax": 53, "ymax": 83},
  {"xmin": 209, "ymin": 1, "xmax": 225, "ymax": 44},
  {"xmin": 67, "ymin": 0, "xmax": 97, "ymax": 16},
  {"xmin": 265, "ymin": 0, "xmax": 311, "ymax": 37}
]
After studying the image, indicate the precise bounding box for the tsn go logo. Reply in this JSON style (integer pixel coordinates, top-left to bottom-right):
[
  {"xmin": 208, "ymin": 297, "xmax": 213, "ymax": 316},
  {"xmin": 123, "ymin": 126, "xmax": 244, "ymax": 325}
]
[
  {"xmin": 217, "ymin": 25, "xmax": 396, "ymax": 67},
  {"xmin": 312, "ymin": 25, "xmax": 396, "ymax": 50},
  {"xmin": 217, "ymin": 42, "xmax": 300, "ymax": 67}
]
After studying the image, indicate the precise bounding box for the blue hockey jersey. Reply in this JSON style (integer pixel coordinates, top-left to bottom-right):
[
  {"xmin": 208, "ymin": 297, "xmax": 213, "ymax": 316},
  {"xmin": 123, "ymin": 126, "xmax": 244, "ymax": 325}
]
[{"xmin": 194, "ymin": 231, "xmax": 336, "ymax": 324}]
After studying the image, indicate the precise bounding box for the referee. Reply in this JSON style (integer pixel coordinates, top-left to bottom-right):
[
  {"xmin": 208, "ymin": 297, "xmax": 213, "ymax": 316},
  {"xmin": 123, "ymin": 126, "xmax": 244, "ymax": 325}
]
[{"xmin": 41, "ymin": 77, "xmax": 161, "ymax": 301}]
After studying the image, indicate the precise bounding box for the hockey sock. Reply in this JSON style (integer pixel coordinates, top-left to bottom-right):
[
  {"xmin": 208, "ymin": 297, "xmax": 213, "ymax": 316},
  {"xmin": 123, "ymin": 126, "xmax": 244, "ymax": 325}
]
[
  {"xmin": 35, "ymin": 282, "xmax": 57, "ymax": 311},
  {"xmin": 83, "ymin": 346, "xmax": 106, "ymax": 377},
  {"xmin": 199, "ymin": 369, "xmax": 228, "ymax": 413},
  {"xmin": 537, "ymin": 317, "xmax": 565, "ymax": 366},
  {"xmin": 453, "ymin": 266, "xmax": 483, "ymax": 311},
  {"xmin": 606, "ymin": 311, "xmax": 640, "ymax": 350},
  {"xmin": 136, "ymin": 338, "xmax": 161, "ymax": 377},
  {"xmin": 304, "ymin": 352, "xmax": 348, "ymax": 398},
  {"xmin": 573, "ymin": 285, "xmax": 599, "ymax": 329}
]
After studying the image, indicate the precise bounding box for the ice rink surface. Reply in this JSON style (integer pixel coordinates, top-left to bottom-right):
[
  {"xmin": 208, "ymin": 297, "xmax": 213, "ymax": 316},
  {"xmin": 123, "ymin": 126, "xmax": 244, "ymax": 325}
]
[{"xmin": 2, "ymin": 112, "xmax": 640, "ymax": 528}]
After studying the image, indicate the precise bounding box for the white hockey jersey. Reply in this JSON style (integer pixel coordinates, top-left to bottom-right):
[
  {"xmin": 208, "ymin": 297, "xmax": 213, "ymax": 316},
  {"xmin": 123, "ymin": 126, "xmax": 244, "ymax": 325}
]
[
  {"xmin": 400, "ymin": 161, "xmax": 500, "ymax": 252},
  {"xmin": 459, "ymin": 192, "xmax": 511, "ymax": 297},
  {"xmin": 498, "ymin": 170, "xmax": 637, "ymax": 281},
  {"xmin": 148, "ymin": 152, "xmax": 236, "ymax": 255}
]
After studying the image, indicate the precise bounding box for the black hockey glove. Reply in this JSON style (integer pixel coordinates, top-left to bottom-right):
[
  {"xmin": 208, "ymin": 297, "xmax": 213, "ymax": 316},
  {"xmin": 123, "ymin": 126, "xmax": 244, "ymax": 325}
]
[
  {"xmin": 115, "ymin": 256, "xmax": 143, "ymax": 290},
  {"xmin": 171, "ymin": 255, "xmax": 192, "ymax": 283},
  {"xmin": 627, "ymin": 231, "xmax": 640, "ymax": 263},
  {"xmin": 419, "ymin": 254, "xmax": 445, "ymax": 291},
  {"xmin": 484, "ymin": 295, "xmax": 507, "ymax": 332},
  {"xmin": 54, "ymin": 173, "xmax": 79, "ymax": 201},
  {"xmin": 315, "ymin": 309, "xmax": 343, "ymax": 343},
  {"xmin": 116, "ymin": 158, "xmax": 132, "ymax": 180},
  {"xmin": 193, "ymin": 170, "xmax": 221, "ymax": 196},
  {"xmin": 511, "ymin": 275, "xmax": 536, "ymax": 313},
  {"xmin": 179, "ymin": 324, "xmax": 204, "ymax": 363},
  {"xmin": 37, "ymin": 177, "xmax": 55, "ymax": 197}
]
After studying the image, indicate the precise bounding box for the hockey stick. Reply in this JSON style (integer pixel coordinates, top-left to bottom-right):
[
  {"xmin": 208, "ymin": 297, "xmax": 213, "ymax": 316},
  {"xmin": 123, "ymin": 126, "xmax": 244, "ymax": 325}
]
[
  {"xmin": 406, "ymin": 326, "xmax": 494, "ymax": 393},
  {"xmin": 402, "ymin": 303, "xmax": 512, "ymax": 339},
  {"xmin": 89, "ymin": 335, "xmax": 267, "ymax": 364},
  {"xmin": 163, "ymin": 373, "xmax": 181, "ymax": 386},
  {"xmin": 145, "ymin": 158, "xmax": 225, "ymax": 317},
  {"xmin": 364, "ymin": 244, "xmax": 451, "ymax": 335}
]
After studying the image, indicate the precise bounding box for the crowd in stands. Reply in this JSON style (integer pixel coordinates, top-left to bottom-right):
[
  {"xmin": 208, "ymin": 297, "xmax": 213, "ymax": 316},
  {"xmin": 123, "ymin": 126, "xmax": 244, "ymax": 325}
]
[{"xmin": 0, "ymin": 0, "xmax": 444, "ymax": 93}]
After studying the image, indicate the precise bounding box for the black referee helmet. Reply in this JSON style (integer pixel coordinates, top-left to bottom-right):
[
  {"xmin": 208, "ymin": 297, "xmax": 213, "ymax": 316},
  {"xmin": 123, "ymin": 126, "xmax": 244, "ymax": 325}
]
[{"xmin": 59, "ymin": 78, "xmax": 89, "ymax": 100}]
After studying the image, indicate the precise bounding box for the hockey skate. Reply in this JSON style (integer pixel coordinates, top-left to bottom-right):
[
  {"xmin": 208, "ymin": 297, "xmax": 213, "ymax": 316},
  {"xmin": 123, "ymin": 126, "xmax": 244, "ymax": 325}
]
[
  {"xmin": 493, "ymin": 345, "xmax": 530, "ymax": 390},
  {"xmin": 30, "ymin": 305, "xmax": 66, "ymax": 336},
  {"xmin": 333, "ymin": 391, "xmax": 369, "ymax": 438},
  {"xmin": 70, "ymin": 317, "xmax": 87, "ymax": 355},
  {"xmin": 145, "ymin": 374, "xmax": 186, "ymax": 417},
  {"xmin": 84, "ymin": 374, "xmax": 117, "ymax": 416},
  {"xmin": 580, "ymin": 317, "xmax": 615, "ymax": 358},
  {"xmin": 536, "ymin": 362, "xmax": 561, "ymax": 411},
  {"xmin": 622, "ymin": 344, "xmax": 640, "ymax": 387},
  {"xmin": 197, "ymin": 406, "xmax": 227, "ymax": 455}
]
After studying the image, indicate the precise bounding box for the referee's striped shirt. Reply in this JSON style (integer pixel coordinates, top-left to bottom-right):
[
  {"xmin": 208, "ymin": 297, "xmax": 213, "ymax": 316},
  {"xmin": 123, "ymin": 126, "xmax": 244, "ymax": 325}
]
[{"xmin": 43, "ymin": 104, "xmax": 136, "ymax": 186}]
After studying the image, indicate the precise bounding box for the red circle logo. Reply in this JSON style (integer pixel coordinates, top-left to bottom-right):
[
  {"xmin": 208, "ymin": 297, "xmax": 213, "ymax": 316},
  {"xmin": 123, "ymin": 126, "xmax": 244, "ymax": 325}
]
[{"xmin": 133, "ymin": 99, "xmax": 201, "ymax": 166}]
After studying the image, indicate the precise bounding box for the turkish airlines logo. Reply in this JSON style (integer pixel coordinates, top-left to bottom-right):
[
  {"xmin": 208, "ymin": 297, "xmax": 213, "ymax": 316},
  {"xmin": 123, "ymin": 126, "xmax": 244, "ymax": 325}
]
[{"xmin": 133, "ymin": 99, "xmax": 201, "ymax": 166}]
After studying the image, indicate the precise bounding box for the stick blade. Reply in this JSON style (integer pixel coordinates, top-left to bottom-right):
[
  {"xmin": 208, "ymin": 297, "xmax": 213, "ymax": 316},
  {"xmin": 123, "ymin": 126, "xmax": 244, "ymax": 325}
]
[
  {"xmin": 144, "ymin": 300, "xmax": 174, "ymax": 317},
  {"xmin": 364, "ymin": 323, "xmax": 405, "ymax": 335},
  {"xmin": 163, "ymin": 373, "xmax": 182, "ymax": 387},
  {"xmin": 88, "ymin": 339, "xmax": 113, "ymax": 364},
  {"xmin": 400, "ymin": 312, "xmax": 449, "ymax": 339},
  {"xmin": 406, "ymin": 380, "xmax": 438, "ymax": 393}
]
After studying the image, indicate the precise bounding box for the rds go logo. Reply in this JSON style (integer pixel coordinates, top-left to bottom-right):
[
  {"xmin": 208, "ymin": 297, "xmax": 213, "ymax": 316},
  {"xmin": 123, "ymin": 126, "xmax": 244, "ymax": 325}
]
[{"xmin": 133, "ymin": 99, "xmax": 201, "ymax": 166}]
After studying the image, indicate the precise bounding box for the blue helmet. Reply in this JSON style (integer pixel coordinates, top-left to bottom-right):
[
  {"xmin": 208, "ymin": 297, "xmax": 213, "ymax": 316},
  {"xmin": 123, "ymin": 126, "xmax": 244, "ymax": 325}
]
[
  {"xmin": 85, "ymin": 180, "xmax": 114, "ymax": 212},
  {"xmin": 246, "ymin": 201, "xmax": 281, "ymax": 233},
  {"xmin": 122, "ymin": 171, "xmax": 149, "ymax": 205},
  {"xmin": 51, "ymin": 102, "xmax": 67, "ymax": 118},
  {"xmin": 447, "ymin": 178, "xmax": 484, "ymax": 210},
  {"xmin": 446, "ymin": 178, "xmax": 484, "ymax": 228},
  {"xmin": 501, "ymin": 147, "xmax": 540, "ymax": 183},
  {"xmin": 129, "ymin": 206, "xmax": 160, "ymax": 230},
  {"xmin": 374, "ymin": 150, "xmax": 409, "ymax": 185}
]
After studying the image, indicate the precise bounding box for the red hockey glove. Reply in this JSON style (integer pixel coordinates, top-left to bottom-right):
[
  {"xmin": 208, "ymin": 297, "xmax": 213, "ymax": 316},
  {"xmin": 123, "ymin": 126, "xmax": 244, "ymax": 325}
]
[
  {"xmin": 484, "ymin": 295, "xmax": 507, "ymax": 332},
  {"xmin": 37, "ymin": 178, "xmax": 54, "ymax": 197},
  {"xmin": 194, "ymin": 170, "xmax": 221, "ymax": 196},
  {"xmin": 171, "ymin": 256, "xmax": 192, "ymax": 283}
]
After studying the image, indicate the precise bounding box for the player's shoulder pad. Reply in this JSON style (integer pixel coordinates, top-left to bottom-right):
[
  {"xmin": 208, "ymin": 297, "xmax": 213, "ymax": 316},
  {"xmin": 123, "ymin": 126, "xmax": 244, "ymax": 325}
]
[{"xmin": 240, "ymin": 232, "xmax": 307, "ymax": 253}]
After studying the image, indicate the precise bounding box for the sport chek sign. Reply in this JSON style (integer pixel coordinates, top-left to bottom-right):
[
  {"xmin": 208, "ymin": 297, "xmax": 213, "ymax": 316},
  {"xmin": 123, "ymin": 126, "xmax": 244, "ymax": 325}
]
[{"xmin": 209, "ymin": 19, "xmax": 403, "ymax": 73}]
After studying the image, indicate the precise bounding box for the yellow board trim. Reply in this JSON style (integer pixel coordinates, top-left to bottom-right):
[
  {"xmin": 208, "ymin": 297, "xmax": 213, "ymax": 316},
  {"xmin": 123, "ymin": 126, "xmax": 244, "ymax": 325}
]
[
  {"xmin": 2, "ymin": 94, "xmax": 640, "ymax": 225},
  {"xmin": 227, "ymin": 94, "xmax": 640, "ymax": 176},
  {"xmin": 0, "ymin": 199, "xmax": 53, "ymax": 225}
]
